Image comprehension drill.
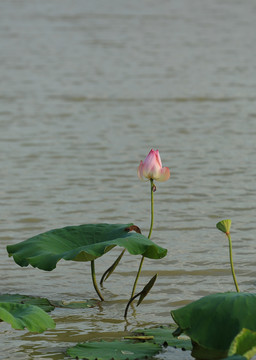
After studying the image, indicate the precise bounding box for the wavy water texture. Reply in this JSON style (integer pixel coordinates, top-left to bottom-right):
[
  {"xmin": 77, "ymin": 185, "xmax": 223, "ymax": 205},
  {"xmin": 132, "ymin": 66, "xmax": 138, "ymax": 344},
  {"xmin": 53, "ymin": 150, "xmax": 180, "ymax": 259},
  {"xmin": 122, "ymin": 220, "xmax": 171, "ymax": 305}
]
[{"xmin": 1, "ymin": 0, "xmax": 256, "ymax": 359}]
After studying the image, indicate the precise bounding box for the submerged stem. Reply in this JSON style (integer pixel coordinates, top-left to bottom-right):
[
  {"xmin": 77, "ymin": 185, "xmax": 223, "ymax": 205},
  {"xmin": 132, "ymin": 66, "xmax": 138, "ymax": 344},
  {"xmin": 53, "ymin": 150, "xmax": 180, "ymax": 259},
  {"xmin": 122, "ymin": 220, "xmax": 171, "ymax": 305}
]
[
  {"xmin": 90, "ymin": 260, "xmax": 104, "ymax": 301},
  {"xmin": 130, "ymin": 179, "xmax": 154, "ymax": 299},
  {"xmin": 227, "ymin": 233, "xmax": 240, "ymax": 293},
  {"xmin": 124, "ymin": 292, "xmax": 141, "ymax": 318}
]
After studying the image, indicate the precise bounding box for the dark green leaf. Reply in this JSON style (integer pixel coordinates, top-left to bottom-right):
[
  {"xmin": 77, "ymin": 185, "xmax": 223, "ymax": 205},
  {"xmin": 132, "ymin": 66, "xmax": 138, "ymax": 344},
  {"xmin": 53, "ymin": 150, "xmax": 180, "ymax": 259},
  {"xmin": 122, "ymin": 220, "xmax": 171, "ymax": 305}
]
[
  {"xmin": 137, "ymin": 274, "xmax": 157, "ymax": 306},
  {"xmin": 0, "ymin": 302, "xmax": 55, "ymax": 332},
  {"xmin": 66, "ymin": 339, "xmax": 161, "ymax": 359},
  {"xmin": 124, "ymin": 274, "xmax": 158, "ymax": 318},
  {"xmin": 7, "ymin": 223, "xmax": 167, "ymax": 271},
  {"xmin": 171, "ymin": 292, "xmax": 256, "ymax": 359},
  {"xmin": 0, "ymin": 294, "xmax": 98, "ymax": 311},
  {"xmin": 100, "ymin": 249, "xmax": 126, "ymax": 285},
  {"xmin": 0, "ymin": 293, "xmax": 54, "ymax": 312}
]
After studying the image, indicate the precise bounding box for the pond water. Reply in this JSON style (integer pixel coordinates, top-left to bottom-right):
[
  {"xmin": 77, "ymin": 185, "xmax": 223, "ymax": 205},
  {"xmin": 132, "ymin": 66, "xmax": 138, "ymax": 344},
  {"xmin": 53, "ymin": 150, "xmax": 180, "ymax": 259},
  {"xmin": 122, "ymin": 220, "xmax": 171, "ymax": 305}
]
[{"xmin": 1, "ymin": 0, "xmax": 256, "ymax": 359}]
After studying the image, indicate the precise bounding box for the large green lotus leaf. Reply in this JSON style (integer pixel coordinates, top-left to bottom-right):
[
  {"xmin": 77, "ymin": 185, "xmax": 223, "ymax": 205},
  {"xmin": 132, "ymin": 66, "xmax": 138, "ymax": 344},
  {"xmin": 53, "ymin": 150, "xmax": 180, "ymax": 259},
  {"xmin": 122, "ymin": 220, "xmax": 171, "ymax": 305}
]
[
  {"xmin": 0, "ymin": 302, "xmax": 55, "ymax": 333},
  {"xmin": 0, "ymin": 293, "xmax": 55, "ymax": 312},
  {"xmin": 7, "ymin": 223, "xmax": 167, "ymax": 271},
  {"xmin": 66, "ymin": 339, "xmax": 162, "ymax": 360},
  {"xmin": 171, "ymin": 293, "xmax": 256, "ymax": 359}
]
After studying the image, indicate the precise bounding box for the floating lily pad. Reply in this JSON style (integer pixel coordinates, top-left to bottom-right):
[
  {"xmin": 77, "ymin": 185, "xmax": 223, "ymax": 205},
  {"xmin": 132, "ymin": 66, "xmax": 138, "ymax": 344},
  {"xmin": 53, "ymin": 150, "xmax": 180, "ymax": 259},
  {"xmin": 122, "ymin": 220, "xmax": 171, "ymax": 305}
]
[
  {"xmin": 67, "ymin": 326, "xmax": 191, "ymax": 360},
  {"xmin": 0, "ymin": 293, "xmax": 54, "ymax": 312},
  {"xmin": 171, "ymin": 292, "xmax": 256, "ymax": 360},
  {"xmin": 66, "ymin": 339, "xmax": 162, "ymax": 360},
  {"xmin": 7, "ymin": 223, "xmax": 167, "ymax": 271},
  {"xmin": 133, "ymin": 325, "xmax": 192, "ymax": 350},
  {"xmin": 0, "ymin": 302, "xmax": 55, "ymax": 333},
  {"xmin": 50, "ymin": 299, "xmax": 98, "ymax": 309},
  {"xmin": 0, "ymin": 294, "xmax": 98, "ymax": 311}
]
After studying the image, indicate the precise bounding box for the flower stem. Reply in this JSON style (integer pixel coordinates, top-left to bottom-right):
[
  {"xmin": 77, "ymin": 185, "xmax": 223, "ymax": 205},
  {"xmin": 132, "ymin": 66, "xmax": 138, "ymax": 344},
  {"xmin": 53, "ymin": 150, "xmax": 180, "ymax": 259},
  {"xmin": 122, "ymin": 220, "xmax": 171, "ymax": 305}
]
[
  {"xmin": 227, "ymin": 233, "xmax": 240, "ymax": 293},
  {"xmin": 148, "ymin": 178, "xmax": 154, "ymax": 239},
  {"xmin": 130, "ymin": 179, "xmax": 154, "ymax": 298},
  {"xmin": 90, "ymin": 260, "xmax": 104, "ymax": 301},
  {"xmin": 130, "ymin": 256, "xmax": 144, "ymax": 299}
]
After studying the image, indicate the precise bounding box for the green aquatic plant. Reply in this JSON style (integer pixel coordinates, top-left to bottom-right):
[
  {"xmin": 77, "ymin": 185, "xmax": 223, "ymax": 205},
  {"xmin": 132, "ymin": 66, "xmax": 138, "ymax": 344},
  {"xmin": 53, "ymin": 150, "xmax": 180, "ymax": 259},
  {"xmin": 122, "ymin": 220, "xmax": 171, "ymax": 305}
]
[
  {"xmin": 169, "ymin": 219, "xmax": 256, "ymax": 359},
  {"xmin": 216, "ymin": 219, "xmax": 240, "ymax": 292},
  {"xmin": 132, "ymin": 149, "xmax": 170, "ymax": 300},
  {"xmin": 124, "ymin": 273, "xmax": 157, "ymax": 318},
  {"xmin": 0, "ymin": 293, "xmax": 55, "ymax": 312},
  {"xmin": 129, "ymin": 178, "xmax": 156, "ymax": 300},
  {"xmin": 66, "ymin": 325, "xmax": 191, "ymax": 360},
  {"xmin": 0, "ymin": 293, "xmax": 100, "ymax": 334},
  {"xmin": 226, "ymin": 328, "xmax": 256, "ymax": 360},
  {"xmin": 0, "ymin": 293, "xmax": 98, "ymax": 310},
  {"xmin": 100, "ymin": 150, "xmax": 170, "ymax": 316},
  {"xmin": 67, "ymin": 339, "xmax": 162, "ymax": 360},
  {"xmin": 132, "ymin": 325, "xmax": 192, "ymax": 350},
  {"xmin": 6, "ymin": 223, "xmax": 167, "ymax": 302},
  {"xmin": 0, "ymin": 301, "xmax": 55, "ymax": 333},
  {"xmin": 171, "ymin": 292, "xmax": 256, "ymax": 360},
  {"xmin": 6, "ymin": 149, "xmax": 170, "ymax": 316}
]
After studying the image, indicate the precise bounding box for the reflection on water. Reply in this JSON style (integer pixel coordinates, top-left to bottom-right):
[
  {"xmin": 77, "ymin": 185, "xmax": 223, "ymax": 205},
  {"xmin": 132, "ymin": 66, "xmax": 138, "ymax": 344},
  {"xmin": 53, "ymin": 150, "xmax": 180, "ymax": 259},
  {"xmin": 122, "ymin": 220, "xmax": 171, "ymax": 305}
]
[{"xmin": 1, "ymin": 0, "xmax": 256, "ymax": 359}]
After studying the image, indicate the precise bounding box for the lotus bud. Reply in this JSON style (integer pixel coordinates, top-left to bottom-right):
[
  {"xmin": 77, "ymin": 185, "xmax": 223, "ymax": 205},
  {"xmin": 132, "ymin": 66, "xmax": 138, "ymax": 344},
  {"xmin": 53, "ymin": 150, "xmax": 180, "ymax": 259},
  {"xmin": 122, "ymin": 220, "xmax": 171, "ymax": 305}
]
[{"xmin": 137, "ymin": 149, "xmax": 170, "ymax": 182}]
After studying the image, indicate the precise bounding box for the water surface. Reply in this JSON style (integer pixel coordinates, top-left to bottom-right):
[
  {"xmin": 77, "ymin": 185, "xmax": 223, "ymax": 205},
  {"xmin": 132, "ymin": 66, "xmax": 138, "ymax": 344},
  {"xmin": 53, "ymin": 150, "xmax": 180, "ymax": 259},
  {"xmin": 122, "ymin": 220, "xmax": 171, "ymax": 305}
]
[{"xmin": 1, "ymin": 1, "xmax": 256, "ymax": 359}]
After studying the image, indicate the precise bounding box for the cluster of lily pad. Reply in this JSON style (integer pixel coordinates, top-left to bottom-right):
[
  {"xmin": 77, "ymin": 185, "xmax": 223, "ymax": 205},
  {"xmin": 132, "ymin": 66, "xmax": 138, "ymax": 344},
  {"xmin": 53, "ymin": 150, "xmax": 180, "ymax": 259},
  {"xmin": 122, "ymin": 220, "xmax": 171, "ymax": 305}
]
[{"xmin": 2, "ymin": 150, "xmax": 256, "ymax": 359}]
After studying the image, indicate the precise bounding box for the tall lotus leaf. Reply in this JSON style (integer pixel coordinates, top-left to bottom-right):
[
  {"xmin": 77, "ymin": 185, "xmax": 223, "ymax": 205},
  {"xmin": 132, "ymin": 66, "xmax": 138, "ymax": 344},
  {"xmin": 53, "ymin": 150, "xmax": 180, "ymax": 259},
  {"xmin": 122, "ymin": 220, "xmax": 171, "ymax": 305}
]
[
  {"xmin": 7, "ymin": 223, "xmax": 167, "ymax": 271},
  {"xmin": 171, "ymin": 293, "xmax": 256, "ymax": 360},
  {"xmin": 0, "ymin": 302, "xmax": 55, "ymax": 332}
]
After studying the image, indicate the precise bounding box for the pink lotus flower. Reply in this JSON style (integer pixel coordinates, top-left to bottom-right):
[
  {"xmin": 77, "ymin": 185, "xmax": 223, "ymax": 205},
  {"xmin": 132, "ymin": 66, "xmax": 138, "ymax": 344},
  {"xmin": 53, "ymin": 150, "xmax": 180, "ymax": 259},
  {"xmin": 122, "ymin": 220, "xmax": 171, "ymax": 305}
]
[{"xmin": 137, "ymin": 149, "xmax": 170, "ymax": 182}]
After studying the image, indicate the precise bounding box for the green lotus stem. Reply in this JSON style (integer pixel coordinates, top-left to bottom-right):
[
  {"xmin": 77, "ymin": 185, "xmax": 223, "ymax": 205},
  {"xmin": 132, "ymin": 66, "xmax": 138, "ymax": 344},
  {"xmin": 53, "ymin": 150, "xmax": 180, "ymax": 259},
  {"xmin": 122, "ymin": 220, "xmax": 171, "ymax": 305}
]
[
  {"xmin": 227, "ymin": 233, "xmax": 240, "ymax": 293},
  {"xmin": 91, "ymin": 260, "xmax": 104, "ymax": 301},
  {"xmin": 130, "ymin": 256, "xmax": 145, "ymax": 299},
  {"xmin": 130, "ymin": 179, "xmax": 154, "ymax": 298},
  {"xmin": 148, "ymin": 178, "xmax": 154, "ymax": 239}
]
